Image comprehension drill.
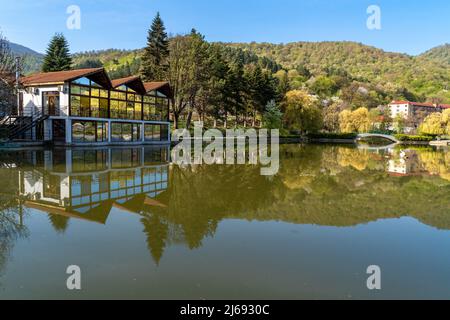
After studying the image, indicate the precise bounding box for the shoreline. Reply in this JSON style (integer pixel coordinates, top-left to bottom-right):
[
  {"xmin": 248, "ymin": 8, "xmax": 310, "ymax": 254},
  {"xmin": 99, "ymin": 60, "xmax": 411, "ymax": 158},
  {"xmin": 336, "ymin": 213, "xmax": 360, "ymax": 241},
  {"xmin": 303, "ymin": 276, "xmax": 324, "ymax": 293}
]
[{"xmin": 0, "ymin": 137, "xmax": 434, "ymax": 150}]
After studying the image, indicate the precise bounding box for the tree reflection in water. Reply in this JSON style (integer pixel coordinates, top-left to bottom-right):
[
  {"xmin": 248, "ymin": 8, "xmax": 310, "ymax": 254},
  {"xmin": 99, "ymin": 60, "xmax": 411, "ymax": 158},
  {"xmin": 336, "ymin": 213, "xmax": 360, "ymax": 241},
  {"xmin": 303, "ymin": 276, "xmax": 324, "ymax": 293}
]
[
  {"xmin": 1, "ymin": 144, "xmax": 450, "ymax": 266},
  {"xmin": 0, "ymin": 164, "xmax": 29, "ymax": 280}
]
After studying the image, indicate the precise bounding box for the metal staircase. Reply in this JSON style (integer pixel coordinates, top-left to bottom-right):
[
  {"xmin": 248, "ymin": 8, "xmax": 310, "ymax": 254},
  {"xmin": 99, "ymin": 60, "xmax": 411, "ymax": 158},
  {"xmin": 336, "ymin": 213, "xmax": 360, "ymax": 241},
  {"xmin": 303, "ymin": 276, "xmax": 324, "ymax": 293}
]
[
  {"xmin": 0, "ymin": 108, "xmax": 49, "ymax": 141},
  {"xmin": 8, "ymin": 114, "xmax": 49, "ymax": 140}
]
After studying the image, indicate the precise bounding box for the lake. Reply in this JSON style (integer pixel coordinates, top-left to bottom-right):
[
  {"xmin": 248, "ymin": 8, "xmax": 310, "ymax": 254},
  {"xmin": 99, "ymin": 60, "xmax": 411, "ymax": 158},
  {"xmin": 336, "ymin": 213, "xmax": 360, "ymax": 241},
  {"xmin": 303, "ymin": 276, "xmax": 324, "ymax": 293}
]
[{"xmin": 0, "ymin": 144, "xmax": 449, "ymax": 299}]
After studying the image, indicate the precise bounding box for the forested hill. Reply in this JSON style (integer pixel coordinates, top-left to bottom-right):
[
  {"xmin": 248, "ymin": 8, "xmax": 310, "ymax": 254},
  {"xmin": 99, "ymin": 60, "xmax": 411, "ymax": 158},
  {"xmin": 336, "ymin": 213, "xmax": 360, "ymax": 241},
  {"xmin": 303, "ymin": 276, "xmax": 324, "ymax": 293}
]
[
  {"xmin": 71, "ymin": 45, "xmax": 282, "ymax": 79},
  {"xmin": 419, "ymin": 44, "xmax": 450, "ymax": 66},
  {"xmin": 16, "ymin": 40, "xmax": 450, "ymax": 102},
  {"xmin": 224, "ymin": 41, "xmax": 450, "ymax": 101},
  {"xmin": 8, "ymin": 41, "xmax": 44, "ymax": 74}
]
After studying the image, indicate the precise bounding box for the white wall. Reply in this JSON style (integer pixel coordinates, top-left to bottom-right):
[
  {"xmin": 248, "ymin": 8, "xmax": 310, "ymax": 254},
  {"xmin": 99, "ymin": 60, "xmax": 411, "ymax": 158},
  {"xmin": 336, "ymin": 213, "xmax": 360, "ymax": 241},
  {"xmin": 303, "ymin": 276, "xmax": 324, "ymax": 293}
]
[
  {"xmin": 390, "ymin": 103, "xmax": 410, "ymax": 119},
  {"xmin": 20, "ymin": 84, "xmax": 69, "ymax": 117},
  {"xmin": 22, "ymin": 172, "xmax": 67, "ymax": 205}
]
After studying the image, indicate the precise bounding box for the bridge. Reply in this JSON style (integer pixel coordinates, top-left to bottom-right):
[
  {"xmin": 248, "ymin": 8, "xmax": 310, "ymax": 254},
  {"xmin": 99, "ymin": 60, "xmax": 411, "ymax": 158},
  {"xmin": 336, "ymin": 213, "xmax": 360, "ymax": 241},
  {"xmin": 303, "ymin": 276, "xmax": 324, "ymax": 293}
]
[
  {"xmin": 356, "ymin": 133, "xmax": 399, "ymax": 144},
  {"xmin": 357, "ymin": 143, "xmax": 398, "ymax": 151}
]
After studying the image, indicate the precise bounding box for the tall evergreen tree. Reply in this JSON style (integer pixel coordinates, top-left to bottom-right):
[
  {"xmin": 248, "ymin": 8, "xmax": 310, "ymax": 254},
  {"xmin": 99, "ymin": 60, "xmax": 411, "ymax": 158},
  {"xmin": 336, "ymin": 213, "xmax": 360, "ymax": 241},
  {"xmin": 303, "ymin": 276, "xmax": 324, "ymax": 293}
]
[
  {"xmin": 41, "ymin": 33, "xmax": 72, "ymax": 72},
  {"xmin": 140, "ymin": 12, "xmax": 169, "ymax": 81}
]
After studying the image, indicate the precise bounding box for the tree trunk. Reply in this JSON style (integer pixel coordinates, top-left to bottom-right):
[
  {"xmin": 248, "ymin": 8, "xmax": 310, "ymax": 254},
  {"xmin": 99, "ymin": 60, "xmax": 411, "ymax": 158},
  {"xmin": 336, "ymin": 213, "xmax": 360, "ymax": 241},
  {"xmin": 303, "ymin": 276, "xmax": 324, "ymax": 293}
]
[
  {"xmin": 185, "ymin": 110, "xmax": 193, "ymax": 130},
  {"xmin": 173, "ymin": 113, "xmax": 180, "ymax": 129},
  {"xmin": 224, "ymin": 110, "xmax": 228, "ymax": 129},
  {"xmin": 252, "ymin": 113, "xmax": 256, "ymax": 127}
]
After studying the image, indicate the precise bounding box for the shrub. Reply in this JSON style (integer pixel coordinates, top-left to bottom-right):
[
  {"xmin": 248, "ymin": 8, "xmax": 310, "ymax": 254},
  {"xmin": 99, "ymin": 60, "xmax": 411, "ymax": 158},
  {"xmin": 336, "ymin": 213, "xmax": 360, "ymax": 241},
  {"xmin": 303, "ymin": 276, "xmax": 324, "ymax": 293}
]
[
  {"xmin": 394, "ymin": 134, "xmax": 433, "ymax": 142},
  {"xmin": 308, "ymin": 133, "xmax": 358, "ymax": 140}
]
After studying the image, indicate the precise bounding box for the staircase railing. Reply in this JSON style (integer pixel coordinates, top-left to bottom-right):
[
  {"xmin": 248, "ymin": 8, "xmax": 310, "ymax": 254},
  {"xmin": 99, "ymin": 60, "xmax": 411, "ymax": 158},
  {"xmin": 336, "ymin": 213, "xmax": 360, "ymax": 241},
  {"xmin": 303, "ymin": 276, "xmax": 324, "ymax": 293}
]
[
  {"xmin": 7, "ymin": 107, "xmax": 50, "ymax": 141},
  {"xmin": 1, "ymin": 105, "xmax": 62, "ymax": 141}
]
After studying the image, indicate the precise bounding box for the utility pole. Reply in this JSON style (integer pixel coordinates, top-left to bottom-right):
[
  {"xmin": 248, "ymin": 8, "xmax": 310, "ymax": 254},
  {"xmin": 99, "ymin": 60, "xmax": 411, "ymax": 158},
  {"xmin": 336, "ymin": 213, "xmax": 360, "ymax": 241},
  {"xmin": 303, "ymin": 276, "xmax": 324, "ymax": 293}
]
[{"xmin": 15, "ymin": 56, "xmax": 20, "ymax": 115}]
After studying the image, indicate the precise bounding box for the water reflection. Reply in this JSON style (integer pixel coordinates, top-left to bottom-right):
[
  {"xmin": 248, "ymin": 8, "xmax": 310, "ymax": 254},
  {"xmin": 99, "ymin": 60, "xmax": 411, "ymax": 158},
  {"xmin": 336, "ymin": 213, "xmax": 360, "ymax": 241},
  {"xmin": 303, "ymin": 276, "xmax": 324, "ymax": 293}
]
[
  {"xmin": 20, "ymin": 147, "xmax": 169, "ymax": 227},
  {"xmin": 1, "ymin": 144, "xmax": 450, "ymax": 271},
  {"xmin": 0, "ymin": 162, "xmax": 28, "ymax": 282},
  {"xmin": 0, "ymin": 146, "xmax": 170, "ymax": 264}
]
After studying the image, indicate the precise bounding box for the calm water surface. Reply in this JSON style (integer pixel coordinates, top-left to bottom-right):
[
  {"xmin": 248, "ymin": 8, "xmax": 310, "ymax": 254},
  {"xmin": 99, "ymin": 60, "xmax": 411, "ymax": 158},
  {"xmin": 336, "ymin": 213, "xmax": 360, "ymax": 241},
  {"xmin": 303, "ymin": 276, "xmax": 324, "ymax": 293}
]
[{"xmin": 0, "ymin": 144, "xmax": 449, "ymax": 299}]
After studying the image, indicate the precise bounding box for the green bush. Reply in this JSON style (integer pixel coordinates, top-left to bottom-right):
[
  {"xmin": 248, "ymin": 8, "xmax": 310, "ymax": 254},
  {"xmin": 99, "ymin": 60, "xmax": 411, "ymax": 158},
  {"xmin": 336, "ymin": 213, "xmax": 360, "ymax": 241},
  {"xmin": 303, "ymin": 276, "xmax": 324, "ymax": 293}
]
[
  {"xmin": 308, "ymin": 133, "xmax": 358, "ymax": 140},
  {"xmin": 369, "ymin": 130, "xmax": 395, "ymax": 135},
  {"xmin": 394, "ymin": 134, "xmax": 433, "ymax": 142}
]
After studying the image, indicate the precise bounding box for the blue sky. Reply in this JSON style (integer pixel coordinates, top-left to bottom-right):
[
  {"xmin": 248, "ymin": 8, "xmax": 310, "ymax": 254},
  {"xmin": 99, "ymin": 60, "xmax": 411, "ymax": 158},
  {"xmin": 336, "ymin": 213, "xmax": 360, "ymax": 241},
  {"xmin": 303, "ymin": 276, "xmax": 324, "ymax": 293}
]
[{"xmin": 0, "ymin": 0, "xmax": 449, "ymax": 55}]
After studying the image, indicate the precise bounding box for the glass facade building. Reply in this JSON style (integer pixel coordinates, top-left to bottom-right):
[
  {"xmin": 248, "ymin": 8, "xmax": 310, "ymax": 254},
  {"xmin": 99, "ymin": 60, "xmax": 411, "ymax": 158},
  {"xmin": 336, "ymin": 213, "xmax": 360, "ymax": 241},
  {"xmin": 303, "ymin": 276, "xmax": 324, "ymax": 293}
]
[{"xmin": 18, "ymin": 68, "xmax": 171, "ymax": 145}]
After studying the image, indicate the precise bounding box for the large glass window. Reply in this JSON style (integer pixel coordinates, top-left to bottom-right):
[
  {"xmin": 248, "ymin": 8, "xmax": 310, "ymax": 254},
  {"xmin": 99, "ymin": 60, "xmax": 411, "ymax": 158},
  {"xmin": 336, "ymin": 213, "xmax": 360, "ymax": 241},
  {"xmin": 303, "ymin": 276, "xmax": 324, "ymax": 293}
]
[
  {"xmin": 161, "ymin": 124, "xmax": 169, "ymax": 141},
  {"xmin": 70, "ymin": 79, "xmax": 109, "ymax": 118},
  {"xmin": 109, "ymin": 85, "xmax": 143, "ymax": 120},
  {"xmin": 97, "ymin": 122, "xmax": 108, "ymax": 142},
  {"xmin": 111, "ymin": 122, "xmax": 141, "ymax": 142},
  {"xmin": 110, "ymin": 100, "xmax": 119, "ymax": 119},
  {"xmin": 144, "ymin": 124, "xmax": 169, "ymax": 141},
  {"xmin": 91, "ymin": 98, "xmax": 99, "ymax": 118},
  {"xmin": 71, "ymin": 96, "xmax": 81, "ymax": 116},
  {"xmin": 72, "ymin": 121, "xmax": 108, "ymax": 143},
  {"xmin": 85, "ymin": 121, "xmax": 96, "ymax": 142},
  {"xmin": 81, "ymin": 96, "xmax": 90, "ymax": 117},
  {"xmin": 99, "ymin": 98, "xmax": 108, "ymax": 118},
  {"xmin": 70, "ymin": 79, "xmax": 170, "ymax": 121},
  {"xmin": 143, "ymin": 95, "xmax": 157, "ymax": 121},
  {"xmin": 122, "ymin": 123, "xmax": 132, "ymax": 142},
  {"xmin": 143, "ymin": 93, "xmax": 169, "ymax": 121}
]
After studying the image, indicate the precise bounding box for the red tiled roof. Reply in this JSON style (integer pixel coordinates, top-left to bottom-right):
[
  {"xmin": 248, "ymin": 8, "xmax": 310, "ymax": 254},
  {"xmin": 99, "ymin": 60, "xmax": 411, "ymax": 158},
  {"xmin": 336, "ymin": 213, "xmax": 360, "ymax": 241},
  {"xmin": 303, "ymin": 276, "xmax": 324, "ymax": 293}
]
[
  {"xmin": 411, "ymin": 102, "xmax": 436, "ymax": 108},
  {"xmin": 20, "ymin": 68, "xmax": 171, "ymax": 96},
  {"xmin": 144, "ymin": 81, "xmax": 172, "ymax": 97},
  {"xmin": 111, "ymin": 76, "xmax": 147, "ymax": 94},
  {"xmin": 390, "ymin": 100, "xmax": 410, "ymax": 105},
  {"xmin": 439, "ymin": 104, "xmax": 450, "ymax": 109},
  {"xmin": 144, "ymin": 81, "xmax": 170, "ymax": 92},
  {"xmin": 21, "ymin": 68, "xmax": 105, "ymax": 86},
  {"xmin": 111, "ymin": 76, "xmax": 141, "ymax": 88},
  {"xmin": 390, "ymin": 100, "xmax": 437, "ymax": 108}
]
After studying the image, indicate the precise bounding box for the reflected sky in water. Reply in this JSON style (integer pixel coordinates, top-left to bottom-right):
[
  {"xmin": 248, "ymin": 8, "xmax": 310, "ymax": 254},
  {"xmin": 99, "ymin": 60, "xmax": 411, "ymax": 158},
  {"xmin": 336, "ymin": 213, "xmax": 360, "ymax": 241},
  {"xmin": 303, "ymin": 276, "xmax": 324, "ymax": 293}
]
[{"xmin": 0, "ymin": 144, "xmax": 449, "ymax": 299}]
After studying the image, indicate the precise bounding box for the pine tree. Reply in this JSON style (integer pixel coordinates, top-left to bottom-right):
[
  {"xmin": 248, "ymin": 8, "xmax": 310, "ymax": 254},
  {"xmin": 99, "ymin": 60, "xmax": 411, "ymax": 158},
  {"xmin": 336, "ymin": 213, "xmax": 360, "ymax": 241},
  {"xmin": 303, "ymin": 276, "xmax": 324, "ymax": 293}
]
[
  {"xmin": 140, "ymin": 12, "xmax": 169, "ymax": 81},
  {"xmin": 41, "ymin": 33, "xmax": 72, "ymax": 72},
  {"xmin": 141, "ymin": 215, "xmax": 168, "ymax": 265}
]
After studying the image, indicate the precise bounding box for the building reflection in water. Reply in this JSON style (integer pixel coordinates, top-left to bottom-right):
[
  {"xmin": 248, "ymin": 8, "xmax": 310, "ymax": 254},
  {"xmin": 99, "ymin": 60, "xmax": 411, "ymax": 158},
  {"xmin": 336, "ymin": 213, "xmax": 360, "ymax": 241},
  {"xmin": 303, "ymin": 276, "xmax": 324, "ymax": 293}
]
[
  {"xmin": 387, "ymin": 148, "xmax": 431, "ymax": 177},
  {"xmin": 19, "ymin": 147, "xmax": 170, "ymax": 227}
]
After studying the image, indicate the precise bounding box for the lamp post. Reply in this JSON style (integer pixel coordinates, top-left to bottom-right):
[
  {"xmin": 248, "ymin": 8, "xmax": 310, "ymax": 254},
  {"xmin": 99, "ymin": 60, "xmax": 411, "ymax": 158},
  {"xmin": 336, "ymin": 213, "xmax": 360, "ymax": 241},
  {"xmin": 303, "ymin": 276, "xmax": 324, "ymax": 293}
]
[{"xmin": 15, "ymin": 56, "xmax": 20, "ymax": 115}]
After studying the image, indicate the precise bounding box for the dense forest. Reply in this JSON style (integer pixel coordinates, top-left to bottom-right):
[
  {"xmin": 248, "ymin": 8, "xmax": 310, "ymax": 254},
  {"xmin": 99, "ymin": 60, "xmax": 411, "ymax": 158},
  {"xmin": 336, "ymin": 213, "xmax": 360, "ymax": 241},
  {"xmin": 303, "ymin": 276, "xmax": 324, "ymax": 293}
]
[
  {"xmin": 69, "ymin": 40, "xmax": 450, "ymax": 132},
  {"xmin": 226, "ymin": 41, "xmax": 450, "ymax": 102},
  {"xmin": 69, "ymin": 41, "xmax": 450, "ymax": 104}
]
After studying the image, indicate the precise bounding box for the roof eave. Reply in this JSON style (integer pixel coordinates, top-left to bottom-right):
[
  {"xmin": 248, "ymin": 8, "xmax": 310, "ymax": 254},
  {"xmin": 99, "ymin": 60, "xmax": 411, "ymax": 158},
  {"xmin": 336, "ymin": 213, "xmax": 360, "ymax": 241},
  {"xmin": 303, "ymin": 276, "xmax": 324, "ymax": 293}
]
[{"xmin": 22, "ymin": 81, "xmax": 65, "ymax": 87}]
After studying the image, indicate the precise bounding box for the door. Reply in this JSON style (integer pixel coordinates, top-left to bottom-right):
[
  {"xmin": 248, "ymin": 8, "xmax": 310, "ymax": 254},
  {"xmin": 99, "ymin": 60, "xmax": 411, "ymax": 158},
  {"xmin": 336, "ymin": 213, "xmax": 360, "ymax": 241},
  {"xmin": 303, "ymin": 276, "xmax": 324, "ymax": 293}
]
[
  {"xmin": 52, "ymin": 119, "xmax": 66, "ymax": 142},
  {"xmin": 43, "ymin": 92, "xmax": 60, "ymax": 116}
]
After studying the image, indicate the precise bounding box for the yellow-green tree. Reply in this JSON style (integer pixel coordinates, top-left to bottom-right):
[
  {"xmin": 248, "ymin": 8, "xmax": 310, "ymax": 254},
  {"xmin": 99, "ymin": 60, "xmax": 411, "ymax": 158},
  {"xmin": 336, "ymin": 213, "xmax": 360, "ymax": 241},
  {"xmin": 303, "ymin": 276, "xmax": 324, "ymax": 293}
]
[
  {"xmin": 339, "ymin": 107, "xmax": 371, "ymax": 133},
  {"xmin": 283, "ymin": 90, "xmax": 323, "ymax": 133},
  {"xmin": 339, "ymin": 110, "xmax": 354, "ymax": 133},
  {"xmin": 353, "ymin": 108, "xmax": 372, "ymax": 132},
  {"xmin": 441, "ymin": 109, "xmax": 450, "ymax": 134},
  {"xmin": 419, "ymin": 113, "xmax": 445, "ymax": 135}
]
